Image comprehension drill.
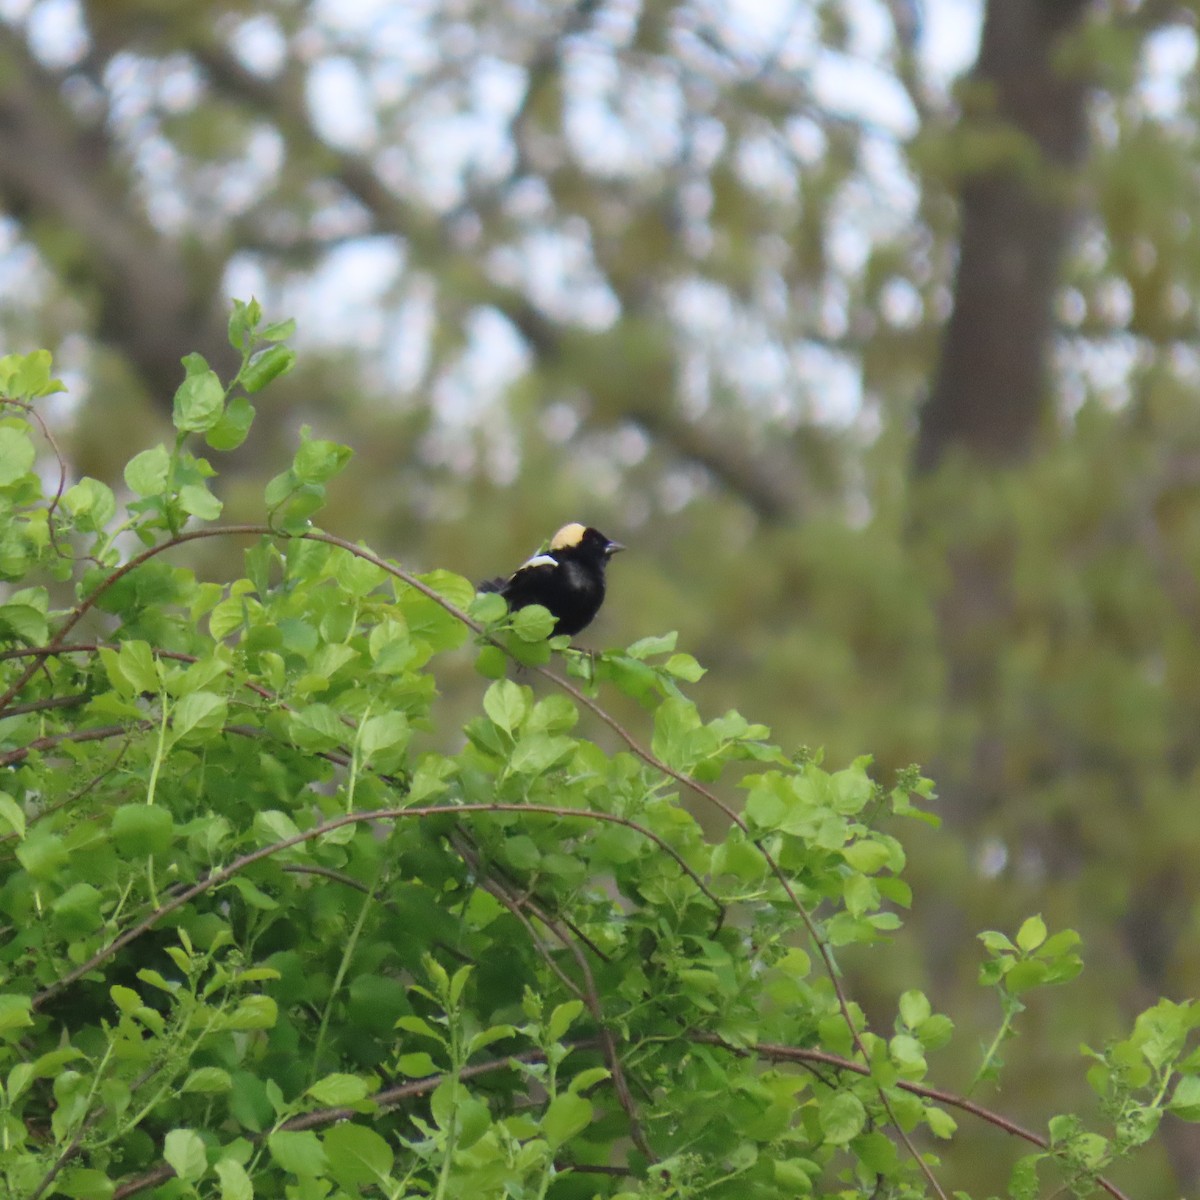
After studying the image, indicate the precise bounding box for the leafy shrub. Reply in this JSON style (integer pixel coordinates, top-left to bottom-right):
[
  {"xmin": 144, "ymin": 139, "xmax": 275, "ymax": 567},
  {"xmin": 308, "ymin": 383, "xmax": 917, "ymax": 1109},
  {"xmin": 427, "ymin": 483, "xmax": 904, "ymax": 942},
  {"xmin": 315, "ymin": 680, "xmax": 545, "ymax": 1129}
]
[{"xmin": 0, "ymin": 307, "xmax": 1192, "ymax": 1200}]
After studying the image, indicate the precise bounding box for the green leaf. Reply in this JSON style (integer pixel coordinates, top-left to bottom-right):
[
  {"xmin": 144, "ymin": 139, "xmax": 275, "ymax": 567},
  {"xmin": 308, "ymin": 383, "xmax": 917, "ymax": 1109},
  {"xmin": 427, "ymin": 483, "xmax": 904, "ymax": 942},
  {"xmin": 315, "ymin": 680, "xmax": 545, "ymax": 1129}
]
[
  {"xmin": 744, "ymin": 782, "xmax": 785, "ymax": 830},
  {"xmin": 241, "ymin": 345, "xmax": 296, "ymax": 393},
  {"xmin": 664, "ymin": 652, "xmax": 706, "ymax": 681},
  {"xmin": 542, "ymin": 1092, "xmax": 592, "ymax": 1148},
  {"xmin": 0, "ymin": 993, "xmax": 34, "ymax": 1036},
  {"xmin": 395, "ymin": 1052, "xmax": 437, "ymax": 1077},
  {"xmin": 978, "ymin": 930, "xmax": 1015, "ymax": 954},
  {"xmin": 651, "ymin": 694, "xmax": 701, "ymax": 766},
  {"xmin": 0, "ymin": 426, "xmax": 35, "ymax": 485},
  {"xmin": 918, "ymin": 1013, "xmax": 954, "ymax": 1050},
  {"xmin": 509, "ymin": 733, "xmax": 575, "ymax": 775},
  {"xmin": 209, "ymin": 591, "xmax": 255, "ymax": 640},
  {"xmin": 52, "ymin": 882, "xmax": 104, "ymax": 935},
  {"xmin": 293, "ymin": 434, "xmax": 352, "ymax": 483},
  {"xmin": 818, "ymin": 1091, "xmax": 866, "ymax": 1144},
  {"xmin": 206, "ymin": 395, "xmax": 256, "ymax": 451},
  {"xmin": 268, "ymin": 1130, "xmax": 329, "ymax": 1176},
  {"xmin": 163, "ymin": 1128, "xmax": 208, "ymax": 1182},
  {"xmin": 1169, "ymin": 1075, "xmax": 1200, "ymax": 1121},
  {"xmin": 3, "ymin": 349, "xmax": 63, "ymax": 398},
  {"xmin": 64, "ymin": 477, "xmax": 117, "ymax": 530},
  {"xmin": 1016, "ymin": 914, "xmax": 1047, "ymax": 952},
  {"xmin": 213, "ymin": 1159, "xmax": 253, "ymax": 1200},
  {"xmin": 16, "ymin": 831, "xmax": 67, "ymax": 878},
  {"xmin": 111, "ymin": 805, "xmax": 175, "ymax": 856},
  {"xmin": 925, "ymin": 1104, "xmax": 957, "ymax": 1138},
  {"xmin": 510, "ymin": 604, "xmax": 557, "ymax": 641},
  {"xmin": 228, "ymin": 297, "xmax": 262, "ymax": 351},
  {"xmin": 408, "ymin": 756, "xmax": 455, "ymax": 803},
  {"xmin": 626, "ymin": 632, "xmax": 678, "ymax": 658},
  {"xmin": 470, "ymin": 591, "xmax": 509, "ymax": 624},
  {"xmin": 254, "ymin": 809, "xmax": 302, "ymax": 846},
  {"xmin": 289, "ymin": 703, "xmax": 348, "ymax": 750},
  {"xmin": 0, "ymin": 602, "xmax": 47, "ymax": 643},
  {"xmin": 1006, "ymin": 960, "xmax": 1050, "ymax": 993},
  {"xmin": 324, "ymin": 1123, "xmax": 394, "ymax": 1187},
  {"xmin": 773, "ymin": 1158, "xmax": 816, "ymax": 1190},
  {"xmin": 842, "ymin": 840, "xmax": 891, "ymax": 873},
  {"xmin": 567, "ymin": 1066, "xmax": 611, "ymax": 1094},
  {"xmin": 57, "ymin": 1169, "xmax": 114, "ymax": 1199},
  {"xmin": 124, "ymin": 446, "xmax": 172, "ymax": 496},
  {"xmin": 117, "ymin": 640, "xmax": 160, "ymax": 694},
  {"xmin": 0, "ymin": 790, "xmax": 25, "ymax": 838},
  {"xmin": 224, "ymin": 994, "xmax": 278, "ymax": 1030},
  {"xmin": 307, "ymin": 1073, "xmax": 370, "ymax": 1105},
  {"xmin": 503, "ymin": 835, "xmax": 540, "ymax": 870},
  {"xmin": 418, "ymin": 568, "xmax": 476, "ymax": 611},
  {"xmin": 262, "ymin": 317, "xmax": 297, "ymax": 342},
  {"xmin": 548, "ymin": 1000, "xmax": 585, "ymax": 1040},
  {"xmin": 898, "ymin": 990, "xmax": 932, "ymax": 1029},
  {"xmin": 853, "ymin": 1131, "xmax": 898, "ymax": 1176},
  {"xmin": 484, "ymin": 678, "xmax": 529, "ymax": 733},
  {"xmin": 173, "ymin": 367, "xmax": 225, "ymax": 433},
  {"xmin": 889, "ymin": 1033, "xmax": 926, "ymax": 1073},
  {"xmin": 183, "ymin": 1068, "xmax": 233, "ymax": 1094},
  {"xmin": 395, "ymin": 1014, "xmax": 442, "ymax": 1043},
  {"xmin": 475, "ymin": 643, "xmax": 507, "ymax": 678},
  {"xmin": 359, "ymin": 713, "xmax": 409, "ymax": 759},
  {"xmin": 171, "ymin": 691, "xmax": 228, "ymax": 742},
  {"xmin": 830, "ymin": 761, "xmax": 873, "ymax": 813},
  {"xmin": 179, "ymin": 483, "xmax": 224, "ymax": 520},
  {"xmin": 339, "ymin": 552, "xmax": 388, "ymax": 596}
]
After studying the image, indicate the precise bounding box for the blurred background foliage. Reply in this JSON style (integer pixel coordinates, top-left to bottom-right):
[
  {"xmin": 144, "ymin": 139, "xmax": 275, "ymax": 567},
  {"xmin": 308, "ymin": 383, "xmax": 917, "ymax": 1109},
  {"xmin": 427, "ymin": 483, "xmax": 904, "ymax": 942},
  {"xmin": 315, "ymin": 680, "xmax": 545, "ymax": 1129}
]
[{"xmin": 3, "ymin": 0, "xmax": 1200, "ymax": 1191}]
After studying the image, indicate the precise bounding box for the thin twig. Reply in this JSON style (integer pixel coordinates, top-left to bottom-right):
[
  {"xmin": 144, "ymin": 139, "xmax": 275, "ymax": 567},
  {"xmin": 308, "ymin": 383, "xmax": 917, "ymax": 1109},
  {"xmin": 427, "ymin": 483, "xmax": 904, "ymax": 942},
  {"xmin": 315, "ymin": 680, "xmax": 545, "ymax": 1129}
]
[
  {"xmin": 0, "ymin": 722, "xmax": 147, "ymax": 767},
  {"xmin": 0, "ymin": 692, "xmax": 89, "ymax": 718},
  {"xmin": 695, "ymin": 1034, "xmax": 1132, "ymax": 1200},
  {"xmin": 453, "ymin": 833, "xmax": 652, "ymax": 1159}
]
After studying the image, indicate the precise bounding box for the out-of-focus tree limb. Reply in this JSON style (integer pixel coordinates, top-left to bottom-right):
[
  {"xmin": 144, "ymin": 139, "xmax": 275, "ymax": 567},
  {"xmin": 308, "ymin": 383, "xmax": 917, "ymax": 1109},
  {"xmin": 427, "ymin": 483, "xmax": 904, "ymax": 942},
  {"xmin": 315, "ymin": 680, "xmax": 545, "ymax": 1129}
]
[
  {"xmin": 193, "ymin": 35, "xmax": 806, "ymax": 520},
  {"xmin": 0, "ymin": 27, "xmax": 235, "ymax": 401}
]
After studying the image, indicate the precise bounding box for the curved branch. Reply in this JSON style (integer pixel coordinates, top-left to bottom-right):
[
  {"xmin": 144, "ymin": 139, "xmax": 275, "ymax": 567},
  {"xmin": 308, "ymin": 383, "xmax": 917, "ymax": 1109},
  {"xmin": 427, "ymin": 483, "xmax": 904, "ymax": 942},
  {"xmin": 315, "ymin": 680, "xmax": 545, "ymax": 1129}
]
[
  {"xmin": 110, "ymin": 1041, "xmax": 600, "ymax": 1199},
  {"xmin": 31, "ymin": 800, "xmax": 718, "ymax": 1012},
  {"xmin": 695, "ymin": 1033, "xmax": 1132, "ymax": 1200}
]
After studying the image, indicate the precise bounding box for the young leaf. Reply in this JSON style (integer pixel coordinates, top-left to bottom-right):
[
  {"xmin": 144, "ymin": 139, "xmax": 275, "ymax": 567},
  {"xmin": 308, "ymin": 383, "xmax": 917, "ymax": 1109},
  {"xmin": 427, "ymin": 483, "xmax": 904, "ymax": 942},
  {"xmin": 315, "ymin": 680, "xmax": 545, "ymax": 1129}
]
[
  {"xmin": 173, "ymin": 367, "xmax": 225, "ymax": 433},
  {"xmin": 163, "ymin": 1128, "xmax": 208, "ymax": 1182},
  {"xmin": 241, "ymin": 345, "xmax": 296, "ymax": 393}
]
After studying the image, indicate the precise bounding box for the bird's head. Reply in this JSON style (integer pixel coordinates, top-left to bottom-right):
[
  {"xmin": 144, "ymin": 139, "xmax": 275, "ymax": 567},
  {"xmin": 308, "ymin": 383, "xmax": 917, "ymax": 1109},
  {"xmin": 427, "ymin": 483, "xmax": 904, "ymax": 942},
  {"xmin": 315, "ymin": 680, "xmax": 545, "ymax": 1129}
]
[{"xmin": 550, "ymin": 523, "xmax": 624, "ymax": 561}]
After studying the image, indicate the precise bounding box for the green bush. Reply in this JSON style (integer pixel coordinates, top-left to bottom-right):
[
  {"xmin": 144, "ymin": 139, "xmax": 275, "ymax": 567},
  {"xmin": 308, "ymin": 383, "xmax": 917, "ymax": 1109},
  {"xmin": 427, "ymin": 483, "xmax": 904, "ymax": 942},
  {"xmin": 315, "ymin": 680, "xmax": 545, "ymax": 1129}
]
[{"xmin": 0, "ymin": 306, "xmax": 1192, "ymax": 1200}]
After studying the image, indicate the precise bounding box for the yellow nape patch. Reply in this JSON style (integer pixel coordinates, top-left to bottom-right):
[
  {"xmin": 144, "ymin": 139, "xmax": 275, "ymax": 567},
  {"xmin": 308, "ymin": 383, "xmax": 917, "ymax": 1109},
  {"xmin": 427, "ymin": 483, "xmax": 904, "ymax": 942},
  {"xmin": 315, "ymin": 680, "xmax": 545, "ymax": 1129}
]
[{"xmin": 549, "ymin": 522, "xmax": 587, "ymax": 550}]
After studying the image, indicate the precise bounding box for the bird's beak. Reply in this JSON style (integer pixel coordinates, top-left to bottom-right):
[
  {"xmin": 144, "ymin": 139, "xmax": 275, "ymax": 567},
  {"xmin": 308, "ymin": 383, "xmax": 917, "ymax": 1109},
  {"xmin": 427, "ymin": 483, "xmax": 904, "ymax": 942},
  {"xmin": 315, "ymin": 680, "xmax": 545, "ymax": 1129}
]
[{"xmin": 605, "ymin": 540, "xmax": 625, "ymax": 557}]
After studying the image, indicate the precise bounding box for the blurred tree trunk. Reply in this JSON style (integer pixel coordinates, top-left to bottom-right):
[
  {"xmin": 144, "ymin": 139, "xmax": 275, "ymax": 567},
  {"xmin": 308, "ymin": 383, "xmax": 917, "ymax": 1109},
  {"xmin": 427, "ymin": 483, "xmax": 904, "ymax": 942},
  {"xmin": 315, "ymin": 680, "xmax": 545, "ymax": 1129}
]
[
  {"xmin": 915, "ymin": 0, "xmax": 1093, "ymax": 471},
  {"xmin": 915, "ymin": 1, "xmax": 1200, "ymax": 1187}
]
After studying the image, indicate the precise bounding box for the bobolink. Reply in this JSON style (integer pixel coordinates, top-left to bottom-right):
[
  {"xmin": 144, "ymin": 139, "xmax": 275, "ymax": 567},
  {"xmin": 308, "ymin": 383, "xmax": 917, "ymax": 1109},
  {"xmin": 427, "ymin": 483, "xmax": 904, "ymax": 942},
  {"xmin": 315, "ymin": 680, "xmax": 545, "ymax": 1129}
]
[{"xmin": 479, "ymin": 523, "xmax": 624, "ymax": 637}]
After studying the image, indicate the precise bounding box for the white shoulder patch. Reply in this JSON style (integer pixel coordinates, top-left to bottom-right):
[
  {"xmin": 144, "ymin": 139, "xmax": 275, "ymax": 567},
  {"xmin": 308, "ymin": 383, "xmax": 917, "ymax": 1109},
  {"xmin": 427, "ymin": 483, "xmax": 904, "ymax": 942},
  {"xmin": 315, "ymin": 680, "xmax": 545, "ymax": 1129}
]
[{"xmin": 519, "ymin": 553, "xmax": 558, "ymax": 570}]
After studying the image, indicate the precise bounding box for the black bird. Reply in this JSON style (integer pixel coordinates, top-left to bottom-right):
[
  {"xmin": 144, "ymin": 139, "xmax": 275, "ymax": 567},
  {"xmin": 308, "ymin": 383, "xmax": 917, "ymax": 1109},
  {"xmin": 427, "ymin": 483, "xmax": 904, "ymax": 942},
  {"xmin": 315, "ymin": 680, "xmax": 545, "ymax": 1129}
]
[{"xmin": 479, "ymin": 523, "xmax": 624, "ymax": 637}]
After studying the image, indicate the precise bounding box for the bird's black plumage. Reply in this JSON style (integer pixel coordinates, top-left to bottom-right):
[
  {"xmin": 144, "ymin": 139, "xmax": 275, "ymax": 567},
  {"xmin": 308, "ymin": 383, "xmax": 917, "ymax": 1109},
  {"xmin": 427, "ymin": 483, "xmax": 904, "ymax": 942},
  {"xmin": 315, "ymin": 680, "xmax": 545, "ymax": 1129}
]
[{"xmin": 479, "ymin": 523, "xmax": 624, "ymax": 637}]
